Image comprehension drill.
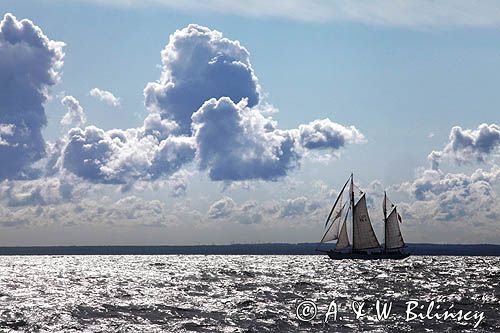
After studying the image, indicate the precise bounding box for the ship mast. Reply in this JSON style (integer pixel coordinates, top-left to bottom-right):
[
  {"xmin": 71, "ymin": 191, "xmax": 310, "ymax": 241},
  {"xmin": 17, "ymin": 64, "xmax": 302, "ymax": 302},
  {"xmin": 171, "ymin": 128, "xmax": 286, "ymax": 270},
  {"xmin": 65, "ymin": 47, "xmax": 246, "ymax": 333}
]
[
  {"xmin": 350, "ymin": 173, "xmax": 355, "ymax": 252},
  {"xmin": 383, "ymin": 191, "xmax": 387, "ymax": 254}
]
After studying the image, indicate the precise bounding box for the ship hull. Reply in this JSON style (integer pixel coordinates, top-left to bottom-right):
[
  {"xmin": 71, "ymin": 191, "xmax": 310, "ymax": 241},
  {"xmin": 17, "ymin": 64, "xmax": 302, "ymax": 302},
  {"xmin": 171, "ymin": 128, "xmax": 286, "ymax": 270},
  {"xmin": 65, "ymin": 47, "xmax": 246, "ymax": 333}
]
[{"xmin": 325, "ymin": 250, "xmax": 410, "ymax": 260}]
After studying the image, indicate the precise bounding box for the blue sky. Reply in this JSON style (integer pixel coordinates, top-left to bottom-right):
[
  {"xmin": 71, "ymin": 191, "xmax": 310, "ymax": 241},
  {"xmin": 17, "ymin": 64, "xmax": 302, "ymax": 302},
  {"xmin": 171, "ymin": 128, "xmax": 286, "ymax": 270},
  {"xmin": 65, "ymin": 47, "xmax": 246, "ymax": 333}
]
[{"xmin": 0, "ymin": 0, "xmax": 499, "ymax": 245}]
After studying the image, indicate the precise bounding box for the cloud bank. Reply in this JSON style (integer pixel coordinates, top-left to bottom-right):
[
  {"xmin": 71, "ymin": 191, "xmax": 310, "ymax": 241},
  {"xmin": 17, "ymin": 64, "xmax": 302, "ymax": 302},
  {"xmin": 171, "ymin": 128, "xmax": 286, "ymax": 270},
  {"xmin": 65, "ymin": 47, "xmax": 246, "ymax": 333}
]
[
  {"xmin": 395, "ymin": 166, "xmax": 500, "ymax": 243},
  {"xmin": 390, "ymin": 125, "xmax": 500, "ymax": 242},
  {"xmin": 207, "ymin": 194, "xmax": 321, "ymax": 225}
]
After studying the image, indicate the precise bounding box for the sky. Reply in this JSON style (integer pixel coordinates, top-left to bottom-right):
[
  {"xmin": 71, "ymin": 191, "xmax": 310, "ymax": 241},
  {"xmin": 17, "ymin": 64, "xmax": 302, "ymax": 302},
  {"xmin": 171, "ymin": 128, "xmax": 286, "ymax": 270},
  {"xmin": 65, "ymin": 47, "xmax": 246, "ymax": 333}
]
[{"xmin": 0, "ymin": 0, "xmax": 499, "ymax": 246}]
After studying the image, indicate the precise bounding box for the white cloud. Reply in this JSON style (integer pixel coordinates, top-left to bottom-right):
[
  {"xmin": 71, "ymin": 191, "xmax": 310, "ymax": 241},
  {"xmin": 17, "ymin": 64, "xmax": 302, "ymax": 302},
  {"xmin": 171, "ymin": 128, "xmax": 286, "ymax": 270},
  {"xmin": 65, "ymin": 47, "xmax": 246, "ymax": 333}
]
[
  {"xmin": 192, "ymin": 97, "xmax": 365, "ymax": 181},
  {"xmin": 0, "ymin": 13, "xmax": 64, "ymax": 180},
  {"xmin": 61, "ymin": 95, "xmax": 86, "ymax": 127},
  {"xmin": 206, "ymin": 193, "xmax": 325, "ymax": 226},
  {"xmin": 398, "ymin": 166, "xmax": 500, "ymax": 202},
  {"xmin": 166, "ymin": 170, "xmax": 191, "ymax": 197},
  {"xmin": 207, "ymin": 196, "xmax": 264, "ymax": 224},
  {"xmin": 70, "ymin": 0, "xmax": 500, "ymax": 28},
  {"xmin": 0, "ymin": 18, "xmax": 372, "ymax": 238},
  {"xmin": 387, "ymin": 126, "xmax": 500, "ymax": 242},
  {"xmin": 393, "ymin": 166, "xmax": 500, "ymax": 242},
  {"xmin": 60, "ymin": 125, "xmax": 196, "ymax": 184},
  {"xmin": 298, "ymin": 118, "xmax": 365, "ymax": 150},
  {"xmin": 0, "ymin": 124, "xmax": 15, "ymax": 146},
  {"xmin": 192, "ymin": 97, "xmax": 299, "ymax": 181},
  {"xmin": 144, "ymin": 23, "xmax": 260, "ymax": 134},
  {"xmin": 279, "ymin": 196, "xmax": 309, "ymax": 218},
  {"xmin": 0, "ymin": 194, "xmax": 183, "ymax": 228},
  {"xmin": 0, "ymin": 176, "xmax": 76, "ymax": 207},
  {"xmin": 428, "ymin": 123, "xmax": 500, "ymax": 170},
  {"xmin": 208, "ymin": 196, "xmax": 236, "ymax": 219},
  {"xmin": 57, "ymin": 24, "xmax": 364, "ymax": 185},
  {"xmin": 143, "ymin": 113, "xmax": 178, "ymax": 141},
  {"xmin": 89, "ymin": 88, "xmax": 121, "ymax": 107}
]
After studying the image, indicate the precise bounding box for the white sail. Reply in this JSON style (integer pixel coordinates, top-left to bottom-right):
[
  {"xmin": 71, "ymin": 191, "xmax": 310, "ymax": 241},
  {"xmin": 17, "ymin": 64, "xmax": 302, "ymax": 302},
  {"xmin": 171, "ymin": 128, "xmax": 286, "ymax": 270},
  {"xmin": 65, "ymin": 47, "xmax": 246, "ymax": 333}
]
[
  {"xmin": 352, "ymin": 194, "xmax": 380, "ymax": 250},
  {"xmin": 386, "ymin": 207, "xmax": 405, "ymax": 249},
  {"xmin": 320, "ymin": 197, "xmax": 345, "ymax": 243},
  {"xmin": 321, "ymin": 217, "xmax": 341, "ymax": 243},
  {"xmin": 335, "ymin": 208, "xmax": 350, "ymax": 250}
]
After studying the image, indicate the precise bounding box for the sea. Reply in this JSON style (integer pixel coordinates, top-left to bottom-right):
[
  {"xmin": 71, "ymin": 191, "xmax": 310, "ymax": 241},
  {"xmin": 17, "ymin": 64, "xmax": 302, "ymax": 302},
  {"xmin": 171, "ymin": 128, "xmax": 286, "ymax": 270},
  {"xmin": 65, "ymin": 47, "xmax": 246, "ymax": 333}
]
[{"xmin": 0, "ymin": 255, "xmax": 498, "ymax": 332}]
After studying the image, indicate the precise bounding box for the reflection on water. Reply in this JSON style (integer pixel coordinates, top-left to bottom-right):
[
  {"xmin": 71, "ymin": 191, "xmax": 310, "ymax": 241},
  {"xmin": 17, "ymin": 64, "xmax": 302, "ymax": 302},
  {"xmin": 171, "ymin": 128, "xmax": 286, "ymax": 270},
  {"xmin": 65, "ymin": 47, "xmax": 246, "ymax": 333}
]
[{"xmin": 0, "ymin": 255, "xmax": 498, "ymax": 332}]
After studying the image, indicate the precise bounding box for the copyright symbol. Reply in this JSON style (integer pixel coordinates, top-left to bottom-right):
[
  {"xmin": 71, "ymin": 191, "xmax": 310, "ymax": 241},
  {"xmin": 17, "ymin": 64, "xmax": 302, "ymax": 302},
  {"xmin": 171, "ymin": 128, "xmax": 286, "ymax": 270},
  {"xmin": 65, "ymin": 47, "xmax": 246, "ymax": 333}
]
[{"xmin": 296, "ymin": 300, "xmax": 317, "ymax": 322}]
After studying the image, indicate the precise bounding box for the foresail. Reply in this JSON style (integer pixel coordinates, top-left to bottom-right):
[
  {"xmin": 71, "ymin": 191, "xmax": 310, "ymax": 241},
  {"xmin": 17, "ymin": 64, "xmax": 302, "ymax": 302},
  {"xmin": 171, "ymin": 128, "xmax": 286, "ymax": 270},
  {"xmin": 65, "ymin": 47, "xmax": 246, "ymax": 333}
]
[
  {"xmin": 320, "ymin": 200, "xmax": 346, "ymax": 243},
  {"xmin": 386, "ymin": 207, "xmax": 405, "ymax": 249},
  {"xmin": 335, "ymin": 207, "xmax": 350, "ymax": 250},
  {"xmin": 321, "ymin": 216, "xmax": 341, "ymax": 243},
  {"xmin": 324, "ymin": 177, "xmax": 350, "ymax": 228},
  {"xmin": 352, "ymin": 194, "xmax": 380, "ymax": 250}
]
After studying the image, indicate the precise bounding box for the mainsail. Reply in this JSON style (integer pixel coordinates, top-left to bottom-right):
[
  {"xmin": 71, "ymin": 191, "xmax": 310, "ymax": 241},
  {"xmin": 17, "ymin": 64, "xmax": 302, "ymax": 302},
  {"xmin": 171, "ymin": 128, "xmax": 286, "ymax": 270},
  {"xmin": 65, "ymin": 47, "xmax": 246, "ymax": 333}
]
[
  {"xmin": 335, "ymin": 207, "xmax": 350, "ymax": 250},
  {"xmin": 352, "ymin": 194, "xmax": 380, "ymax": 250},
  {"xmin": 385, "ymin": 207, "xmax": 405, "ymax": 249}
]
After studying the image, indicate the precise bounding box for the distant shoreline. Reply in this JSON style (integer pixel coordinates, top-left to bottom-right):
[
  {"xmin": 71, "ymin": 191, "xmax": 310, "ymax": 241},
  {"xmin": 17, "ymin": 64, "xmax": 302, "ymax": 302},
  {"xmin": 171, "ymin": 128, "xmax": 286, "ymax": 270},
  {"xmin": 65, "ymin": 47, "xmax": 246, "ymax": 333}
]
[{"xmin": 0, "ymin": 243, "xmax": 499, "ymax": 256}]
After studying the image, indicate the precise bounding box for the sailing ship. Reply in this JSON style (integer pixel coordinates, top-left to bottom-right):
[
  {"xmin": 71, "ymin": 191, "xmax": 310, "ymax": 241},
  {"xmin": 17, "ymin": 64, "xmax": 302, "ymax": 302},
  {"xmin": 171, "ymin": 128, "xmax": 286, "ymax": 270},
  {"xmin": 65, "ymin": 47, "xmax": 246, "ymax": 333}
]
[{"xmin": 317, "ymin": 173, "xmax": 410, "ymax": 260}]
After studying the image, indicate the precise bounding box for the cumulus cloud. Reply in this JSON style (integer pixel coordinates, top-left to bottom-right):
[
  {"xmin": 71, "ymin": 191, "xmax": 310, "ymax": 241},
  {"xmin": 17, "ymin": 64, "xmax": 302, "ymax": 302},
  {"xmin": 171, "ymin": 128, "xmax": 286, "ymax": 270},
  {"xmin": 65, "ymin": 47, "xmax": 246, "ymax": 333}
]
[
  {"xmin": 279, "ymin": 196, "xmax": 309, "ymax": 217},
  {"xmin": 60, "ymin": 125, "xmax": 195, "ymax": 184},
  {"xmin": 237, "ymin": 201, "xmax": 265, "ymax": 224},
  {"xmin": 143, "ymin": 24, "xmax": 363, "ymax": 182},
  {"xmin": 59, "ymin": 24, "xmax": 365, "ymax": 185},
  {"xmin": 192, "ymin": 97, "xmax": 299, "ymax": 181},
  {"xmin": 400, "ymin": 166, "xmax": 500, "ymax": 201},
  {"xmin": 0, "ymin": 177, "xmax": 74, "ymax": 207},
  {"xmin": 58, "ymin": 25, "xmax": 270, "ymax": 185},
  {"xmin": 298, "ymin": 118, "xmax": 365, "ymax": 150},
  {"xmin": 428, "ymin": 123, "xmax": 500, "ymax": 170},
  {"xmin": 0, "ymin": 13, "xmax": 64, "ymax": 180},
  {"xmin": 147, "ymin": 135, "xmax": 196, "ymax": 179},
  {"xmin": 89, "ymin": 88, "xmax": 121, "ymax": 107},
  {"xmin": 143, "ymin": 113, "xmax": 179, "ymax": 141},
  {"xmin": 397, "ymin": 166, "xmax": 500, "ymax": 227},
  {"xmin": 166, "ymin": 170, "xmax": 191, "ymax": 197},
  {"xmin": 427, "ymin": 150, "xmax": 442, "ymax": 171},
  {"xmin": 208, "ymin": 196, "xmax": 236, "ymax": 219},
  {"xmin": 0, "ymin": 18, "xmax": 365, "ymax": 227},
  {"xmin": 144, "ymin": 24, "xmax": 260, "ymax": 134},
  {"xmin": 0, "ymin": 194, "xmax": 186, "ymax": 228},
  {"xmin": 374, "ymin": 123, "xmax": 500, "ymax": 242},
  {"xmin": 61, "ymin": 95, "xmax": 86, "ymax": 127},
  {"xmin": 191, "ymin": 97, "xmax": 364, "ymax": 181},
  {"xmin": 208, "ymin": 197, "xmax": 264, "ymax": 224},
  {"xmin": 107, "ymin": 196, "xmax": 170, "ymax": 224},
  {"xmin": 207, "ymin": 194, "xmax": 323, "ymax": 225},
  {"xmin": 0, "ymin": 124, "xmax": 15, "ymax": 146}
]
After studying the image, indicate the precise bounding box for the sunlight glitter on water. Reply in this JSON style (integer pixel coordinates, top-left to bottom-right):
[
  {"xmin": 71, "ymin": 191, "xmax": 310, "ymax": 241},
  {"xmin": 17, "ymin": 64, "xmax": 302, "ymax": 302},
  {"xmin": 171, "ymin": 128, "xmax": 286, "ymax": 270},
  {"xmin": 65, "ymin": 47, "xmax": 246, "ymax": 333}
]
[{"xmin": 0, "ymin": 255, "xmax": 498, "ymax": 332}]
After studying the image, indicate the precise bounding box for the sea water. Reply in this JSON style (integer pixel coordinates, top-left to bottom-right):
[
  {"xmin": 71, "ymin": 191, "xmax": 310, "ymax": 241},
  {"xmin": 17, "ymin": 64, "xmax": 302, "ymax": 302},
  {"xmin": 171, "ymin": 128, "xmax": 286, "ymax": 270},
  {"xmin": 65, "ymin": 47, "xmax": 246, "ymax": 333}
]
[{"xmin": 0, "ymin": 255, "xmax": 498, "ymax": 332}]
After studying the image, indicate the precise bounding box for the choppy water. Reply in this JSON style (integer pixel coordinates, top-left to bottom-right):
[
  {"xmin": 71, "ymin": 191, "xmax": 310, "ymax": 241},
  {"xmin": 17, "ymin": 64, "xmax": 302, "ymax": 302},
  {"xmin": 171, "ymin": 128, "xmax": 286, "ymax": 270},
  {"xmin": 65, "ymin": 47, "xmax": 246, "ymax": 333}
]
[{"xmin": 0, "ymin": 255, "xmax": 498, "ymax": 332}]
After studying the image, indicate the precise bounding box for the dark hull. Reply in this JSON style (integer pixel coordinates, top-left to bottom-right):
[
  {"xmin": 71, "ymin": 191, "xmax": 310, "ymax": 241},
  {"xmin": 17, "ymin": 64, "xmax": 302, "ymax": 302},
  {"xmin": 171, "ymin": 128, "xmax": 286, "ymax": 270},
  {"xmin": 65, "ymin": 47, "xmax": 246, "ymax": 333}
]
[{"xmin": 325, "ymin": 251, "xmax": 410, "ymax": 260}]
